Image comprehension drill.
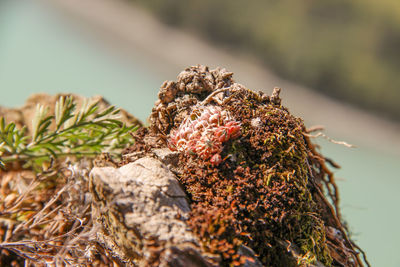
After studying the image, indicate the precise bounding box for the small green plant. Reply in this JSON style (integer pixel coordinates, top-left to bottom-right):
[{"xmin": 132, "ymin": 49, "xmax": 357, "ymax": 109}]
[{"xmin": 0, "ymin": 96, "xmax": 138, "ymax": 169}]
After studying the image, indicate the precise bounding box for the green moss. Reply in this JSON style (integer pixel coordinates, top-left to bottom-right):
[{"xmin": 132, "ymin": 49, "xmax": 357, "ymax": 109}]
[{"xmin": 173, "ymin": 89, "xmax": 337, "ymax": 266}]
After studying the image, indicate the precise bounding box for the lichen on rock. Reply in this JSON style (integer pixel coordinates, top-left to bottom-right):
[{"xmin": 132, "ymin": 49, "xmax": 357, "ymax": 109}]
[{"xmin": 123, "ymin": 65, "xmax": 367, "ymax": 266}]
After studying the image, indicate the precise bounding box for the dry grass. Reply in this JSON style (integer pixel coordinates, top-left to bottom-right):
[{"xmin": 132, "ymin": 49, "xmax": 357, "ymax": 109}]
[{"xmin": 0, "ymin": 159, "xmax": 115, "ymax": 266}]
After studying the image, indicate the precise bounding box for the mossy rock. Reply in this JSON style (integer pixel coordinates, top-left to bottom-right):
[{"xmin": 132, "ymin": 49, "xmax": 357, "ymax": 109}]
[
  {"xmin": 122, "ymin": 65, "xmax": 367, "ymax": 266},
  {"xmin": 0, "ymin": 66, "xmax": 368, "ymax": 266}
]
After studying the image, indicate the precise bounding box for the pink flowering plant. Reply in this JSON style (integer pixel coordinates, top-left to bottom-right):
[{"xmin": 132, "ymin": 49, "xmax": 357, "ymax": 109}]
[{"xmin": 168, "ymin": 106, "xmax": 241, "ymax": 166}]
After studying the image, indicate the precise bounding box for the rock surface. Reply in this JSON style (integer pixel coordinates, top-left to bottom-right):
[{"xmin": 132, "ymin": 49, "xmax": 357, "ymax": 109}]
[{"xmin": 90, "ymin": 156, "xmax": 211, "ymax": 266}]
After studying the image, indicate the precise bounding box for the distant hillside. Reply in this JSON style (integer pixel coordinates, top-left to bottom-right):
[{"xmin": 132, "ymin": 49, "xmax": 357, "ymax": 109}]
[{"xmin": 134, "ymin": 0, "xmax": 400, "ymax": 121}]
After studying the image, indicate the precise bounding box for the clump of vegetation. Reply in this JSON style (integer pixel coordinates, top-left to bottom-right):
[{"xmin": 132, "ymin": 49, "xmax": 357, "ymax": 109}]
[
  {"xmin": 178, "ymin": 90, "xmax": 334, "ymax": 266},
  {"xmin": 141, "ymin": 65, "xmax": 369, "ymax": 266},
  {"xmin": 0, "ymin": 95, "xmax": 139, "ymax": 266}
]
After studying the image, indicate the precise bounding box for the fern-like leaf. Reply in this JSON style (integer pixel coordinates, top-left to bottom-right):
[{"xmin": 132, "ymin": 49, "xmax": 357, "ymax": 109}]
[{"xmin": 0, "ymin": 96, "xmax": 139, "ymax": 170}]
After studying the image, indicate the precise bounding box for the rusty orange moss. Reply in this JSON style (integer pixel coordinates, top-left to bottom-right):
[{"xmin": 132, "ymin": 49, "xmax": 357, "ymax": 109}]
[{"xmin": 176, "ymin": 88, "xmax": 335, "ymax": 266}]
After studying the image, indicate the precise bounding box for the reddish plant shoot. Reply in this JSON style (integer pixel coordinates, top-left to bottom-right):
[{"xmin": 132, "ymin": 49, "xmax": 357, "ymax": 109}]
[{"xmin": 169, "ymin": 106, "xmax": 241, "ymax": 165}]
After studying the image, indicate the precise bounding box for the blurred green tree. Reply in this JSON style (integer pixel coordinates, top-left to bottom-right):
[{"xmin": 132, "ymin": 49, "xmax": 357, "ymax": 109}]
[{"xmin": 135, "ymin": 0, "xmax": 400, "ymax": 120}]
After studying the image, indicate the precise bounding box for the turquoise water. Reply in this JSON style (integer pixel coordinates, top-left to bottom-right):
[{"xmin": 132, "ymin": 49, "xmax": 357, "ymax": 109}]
[
  {"xmin": 0, "ymin": 0, "xmax": 161, "ymax": 122},
  {"xmin": 1, "ymin": 1, "xmax": 399, "ymax": 266},
  {"xmin": 317, "ymin": 140, "xmax": 400, "ymax": 267}
]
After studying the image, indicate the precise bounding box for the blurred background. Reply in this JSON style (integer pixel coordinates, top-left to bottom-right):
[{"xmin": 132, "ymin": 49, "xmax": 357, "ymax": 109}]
[{"xmin": 0, "ymin": 0, "xmax": 399, "ymax": 265}]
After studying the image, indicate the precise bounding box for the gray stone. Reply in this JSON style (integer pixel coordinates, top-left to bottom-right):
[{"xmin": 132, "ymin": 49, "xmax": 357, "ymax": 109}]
[{"xmin": 89, "ymin": 156, "xmax": 216, "ymax": 266}]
